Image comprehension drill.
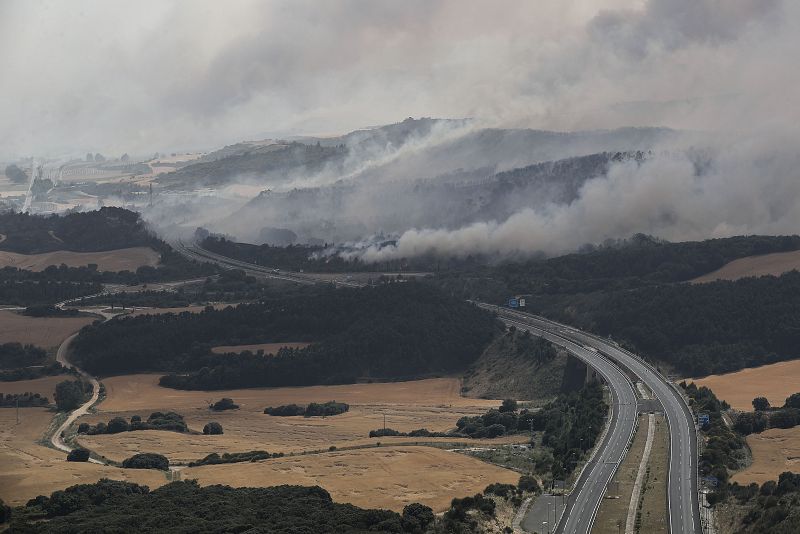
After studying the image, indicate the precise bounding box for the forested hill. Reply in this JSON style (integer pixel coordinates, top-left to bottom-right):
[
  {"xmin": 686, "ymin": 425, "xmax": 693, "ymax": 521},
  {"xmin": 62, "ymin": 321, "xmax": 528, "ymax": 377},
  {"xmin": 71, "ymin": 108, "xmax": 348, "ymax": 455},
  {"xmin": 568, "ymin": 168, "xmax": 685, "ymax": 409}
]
[
  {"xmin": 530, "ymin": 270, "xmax": 800, "ymax": 377},
  {"xmin": 0, "ymin": 207, "xmax": 158, "ymax": 254},
  {"xmin": 6, "ymin": 480, "xmax": 424, "ymax": 533},
  {"xmin": 71, "ymin": 282, "xmax": 501, "ymax": 388},
  {"xmin": 491, "ymin": 234, "xmax": 800, "ymax": 297}
]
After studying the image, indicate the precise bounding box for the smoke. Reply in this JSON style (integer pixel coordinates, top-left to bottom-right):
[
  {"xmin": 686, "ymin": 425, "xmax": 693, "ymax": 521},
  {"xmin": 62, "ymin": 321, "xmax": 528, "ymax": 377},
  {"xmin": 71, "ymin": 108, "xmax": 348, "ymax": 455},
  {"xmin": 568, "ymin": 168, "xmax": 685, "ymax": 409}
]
[{"xmin": 2, "ymin": 1, "xmax": 798, "ymax": 261}]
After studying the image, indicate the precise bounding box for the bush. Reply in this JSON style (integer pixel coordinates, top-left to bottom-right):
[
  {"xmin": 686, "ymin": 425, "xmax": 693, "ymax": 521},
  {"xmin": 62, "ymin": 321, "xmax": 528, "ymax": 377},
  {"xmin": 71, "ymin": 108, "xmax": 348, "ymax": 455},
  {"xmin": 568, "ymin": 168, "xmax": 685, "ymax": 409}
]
[
  {"xmin": 122, "ymin": 453, "xmax": 169, "ymax": 471},
  {"xmin": 203, "ymin": 422, "xmax": 223, "ymax": 435},
  {"xmin": 499, "ymin": 399, "xmax": 518, "ymax": 413},
  {"xmin": 518, "ymin": 474, "xmax": 540, "ymax": 493},
  {"xmin": 107, "ymin": 417, "xmax": 130, "ymax": 434},
  {"xmin": 484, "ymin": 483, "xmax": 516, "ymax": 498},
  {"xmin": 210, "ymin": 398, "xmax": 238, "ymax": 411},
  {"xmin": 67, "ymin": 448, "xmax": 91, "ymax": 462},
  {"xmin": 369, "ymin": 428, "xmax": 402, "ymax": 438},
  {"xmin": 264, "ymin": 401, "xmax": 349, "ymax": 417},
  {"xmin": 264, "ymin": 404, "xmax": 305, "ymax": 416}
]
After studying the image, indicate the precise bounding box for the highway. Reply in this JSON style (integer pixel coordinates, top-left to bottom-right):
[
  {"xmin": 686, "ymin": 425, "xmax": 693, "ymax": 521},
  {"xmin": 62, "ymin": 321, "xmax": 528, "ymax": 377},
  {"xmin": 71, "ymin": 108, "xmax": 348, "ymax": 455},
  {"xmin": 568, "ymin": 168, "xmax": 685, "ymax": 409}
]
[
  {"xmin": 172, "ymin": 240, "xmax": 362, "ymax": 287},
  {"xmin": 497, "ymin": 314, "xmax": 638, "ymax": 534},
  {"xmin": 495, "ymin": 307, "xmax": 700, "ymax": 534}
]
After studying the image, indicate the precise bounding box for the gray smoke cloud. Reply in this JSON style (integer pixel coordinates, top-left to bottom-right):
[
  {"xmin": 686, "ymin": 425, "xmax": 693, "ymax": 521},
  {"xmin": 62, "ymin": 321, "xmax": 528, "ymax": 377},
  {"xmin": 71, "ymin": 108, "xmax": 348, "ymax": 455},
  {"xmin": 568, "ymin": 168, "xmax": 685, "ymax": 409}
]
[{"xmin": 2, "ymin": 0, "xmax": 798, "ymax": 260}]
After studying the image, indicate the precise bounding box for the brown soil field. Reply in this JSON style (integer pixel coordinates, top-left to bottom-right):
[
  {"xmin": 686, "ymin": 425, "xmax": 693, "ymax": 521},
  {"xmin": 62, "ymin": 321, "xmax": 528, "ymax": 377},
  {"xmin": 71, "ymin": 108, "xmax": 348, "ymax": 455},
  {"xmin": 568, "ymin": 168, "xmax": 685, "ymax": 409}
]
[
  {"xmin": 211, "ymin": 342, "xmax": 311, "ymax": 354},
  {"xmin": 0, "ymin": 310, "xmax": 93, "ymax": 348},
  {"xmin": 690, "ymin": 250, "xmax": 800, "ymax": 283},
  {"xmin": 0, "ymin": 375, "xmax": 66, "ymax": 400},
  {"xmin": 0, "ymin": 246, "xmax": 160, "ymax": 272},
  {"xmin": 78, "ymin": 375, "xmax": 507, "ymax": 463},
  {"xmin": 691, "ymin": 359, "xmax": 800, "ymax": 411},
  {"xmin": 180, "ymin": 446, "xmax": 518, "ymax": 512},
  {"xmin": 731, "ymin": 427, "xmax": 800, "ymax": 485},
  {"xmin": 0, "ymin": 407, "xmax": 166, "ymax": 505}
]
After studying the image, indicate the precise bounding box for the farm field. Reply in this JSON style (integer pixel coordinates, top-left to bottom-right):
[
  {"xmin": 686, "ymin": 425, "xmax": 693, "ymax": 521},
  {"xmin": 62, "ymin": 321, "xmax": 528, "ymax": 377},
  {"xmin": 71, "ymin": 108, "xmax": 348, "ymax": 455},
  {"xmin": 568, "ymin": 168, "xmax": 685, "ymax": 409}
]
[
  {"xmin": 0, "ymin": 246, "xmax": 160, "ymax": 272},
  {"xmin": 731, "ymin": 426, "xmax": 800, "ymax": 485},
  {"xmin": 180, "ymin": 445, "xmax": 519, "ymax": 512},
  {"xmin": 0, "ymin": 407, "xmax": 166, "ymax": 506},
  {"xmin": 211, "ymin": 342, "xmax": 311, "ymax": 354},
  {"xmin": 690, "ymin": 250, "xmax": 800, "ymax": 283},
  {"xmin": 0, "ymin": 310, "xmax": 93, "ymax": 348},
  {"xmin": 691, "ymin": 359, "xmax": 800, "ymax": 410},
  {"xmin": 77, "ymin": 375, "xmax": 511, "ymax": 463},
  {"xmin": 0, "ymin": 375, "xmax": 65, "ymax": 400}
]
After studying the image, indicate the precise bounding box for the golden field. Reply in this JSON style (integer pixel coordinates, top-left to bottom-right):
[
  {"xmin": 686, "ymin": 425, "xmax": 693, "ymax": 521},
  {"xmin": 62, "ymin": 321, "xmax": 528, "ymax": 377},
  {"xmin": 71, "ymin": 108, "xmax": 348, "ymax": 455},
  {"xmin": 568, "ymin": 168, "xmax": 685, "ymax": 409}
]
[
  {"xmin": 0, "ymin": 310, "xmax": 93, "ymax": 348},
  {"xmin": 691, "ymin": 250, "xmax": 800, "ymax": 283},
  {"xmin": 0, "ymin": 407, "xmax": 166, "ymax": 506},
  {"xmin": 691, "ymin": 359, "xmax": 800, "ymax": 411},
  {"xmin": 0, "ymin": 246, "xmax": 160, "ymax": 272},
  {"xmin": 732, "ymin": 426, "xmax": 800, "ymax": 485}
]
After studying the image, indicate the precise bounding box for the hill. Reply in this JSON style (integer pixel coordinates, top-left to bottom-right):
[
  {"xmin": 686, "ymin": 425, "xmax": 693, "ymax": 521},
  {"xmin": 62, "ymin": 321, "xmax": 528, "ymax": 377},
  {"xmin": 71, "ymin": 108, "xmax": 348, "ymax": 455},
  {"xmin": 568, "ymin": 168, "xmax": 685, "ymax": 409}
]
[
  {"xmin": 0, "ymin": 207, "xmax": 156, "ymax": 254},
  {"xmin": 71, "ymin": 282, "xmax": 501, "ymax": 388},
  {"xmin": 461, "ymin": 329, "xmax": 587, "ymax": 401},
  {"xmin": 6, "ymin": 480, "xmax": 424, "ymax": 533}
]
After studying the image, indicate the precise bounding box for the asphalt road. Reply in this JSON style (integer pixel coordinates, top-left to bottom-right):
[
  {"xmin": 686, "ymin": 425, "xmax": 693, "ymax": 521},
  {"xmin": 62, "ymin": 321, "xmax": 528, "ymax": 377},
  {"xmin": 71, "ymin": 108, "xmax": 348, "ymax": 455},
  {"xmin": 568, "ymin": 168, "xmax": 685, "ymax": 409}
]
[
  {"xmin": 172, "ymin": 241, "xmax": 362, "ymax": 287},
  {"xmin": 497, "ymin": 315, "xmax": 638, "ymax": 534},
  {"xmin": 497, "ymin": 307, "xmax": 700, "ymax": 534}
]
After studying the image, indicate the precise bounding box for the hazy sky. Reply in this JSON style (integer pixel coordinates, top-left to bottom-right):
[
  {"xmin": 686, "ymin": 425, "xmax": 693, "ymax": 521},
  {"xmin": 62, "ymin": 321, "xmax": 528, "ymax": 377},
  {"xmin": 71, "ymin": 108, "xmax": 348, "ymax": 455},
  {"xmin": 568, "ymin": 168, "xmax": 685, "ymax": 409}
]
[{"xmin": 1, "ymin": 0, "xmax": 796, "ymax": 159}]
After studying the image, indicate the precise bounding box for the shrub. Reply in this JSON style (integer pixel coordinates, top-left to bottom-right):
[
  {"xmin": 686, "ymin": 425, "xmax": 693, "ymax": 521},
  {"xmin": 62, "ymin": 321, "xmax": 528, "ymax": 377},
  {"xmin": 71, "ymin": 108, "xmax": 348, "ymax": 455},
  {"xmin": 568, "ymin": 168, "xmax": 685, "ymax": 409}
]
[
  {"xmin": 106, "ymin": 417, "xmax": 130, "ymax": 434},
  {"xmin": 518, "ymin": 474, "xmax": 540, "ymax": 493},
  {"xmin": 121, "ymin": 453, "xmax": 169, "ymax": 471},
  {"xmin": 203, "ymin": 422, "xmax": 223, "ymax": 435},
  {"xmin": 264, "ymin": 404, "xmax": 305, "ymax": 416},
  {"xmin": 66, "ymin": 448, "xmax": 90, "ymax": 462},
  {"xmin": 210, "ymin": 398, "xmax": 238, "ymax": 411},
  {"xmin": 499, "ymin": 399, "xmax": 518, "ymax": 413},
  {"xmin": 369, "ymin": 428, "xmax": 401, "ymax": 438}
]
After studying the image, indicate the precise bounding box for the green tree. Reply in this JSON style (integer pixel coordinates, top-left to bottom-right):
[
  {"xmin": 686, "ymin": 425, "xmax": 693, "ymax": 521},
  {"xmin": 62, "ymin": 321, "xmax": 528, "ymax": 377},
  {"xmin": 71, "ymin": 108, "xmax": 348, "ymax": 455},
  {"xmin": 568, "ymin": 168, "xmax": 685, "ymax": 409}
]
[
  {"xmin": 54, "ymin": 380, "xmax": 84, "ymax": 411},
  {"xmin": 203, "ymin": 422, "xmax": 223, "ymax": 435},
  {"xmin": 67, "ymin": 448, "xmax": 90, "ymax": 462},
  {"xmin": 499, "ymin": 398, "xmax": 518, "ymax": 413},
  {"xmin": 752, "ymin": 397, "xmax": 771, "ymax": 411},
  {"xmin": 4, "ymin": 164, "xmax": 28, "ymax": 184},
  {"xmin": 401, "ymin": 503, "xmax": 434, "ymax": 533}
]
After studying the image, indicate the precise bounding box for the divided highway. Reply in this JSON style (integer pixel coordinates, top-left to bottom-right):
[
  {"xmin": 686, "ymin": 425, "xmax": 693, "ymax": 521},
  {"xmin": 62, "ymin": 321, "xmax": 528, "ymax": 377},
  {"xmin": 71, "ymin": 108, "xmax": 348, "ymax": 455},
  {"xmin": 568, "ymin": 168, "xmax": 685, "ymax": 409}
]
[
  {"xmin": 494, "ymin": 307, "xmax": 700, "ymax": 534},
  {"xmin": 501, "ymin": 315, "xmax": 638, "ymax": 534}
]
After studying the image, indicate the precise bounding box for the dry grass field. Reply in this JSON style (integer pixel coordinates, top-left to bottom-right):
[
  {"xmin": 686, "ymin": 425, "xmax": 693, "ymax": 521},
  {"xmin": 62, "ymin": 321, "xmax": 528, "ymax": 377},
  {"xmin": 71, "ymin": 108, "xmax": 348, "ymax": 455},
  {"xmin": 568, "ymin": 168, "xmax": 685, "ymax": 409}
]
[
  {"xmin": 0, "ymin": 407, "xmax": 166, "ymax": 506},
  {"xmin": 78, "ymin": 375, "xmax": 510, "ymax": 463},
  {"xmin": 211, "ymin": 342, "xmax": 311, "ymax": 354},
  {"xmin": 180, "ymin": 445, "xmax": 519, "ymax": 512},
  {"xmin": 0, "ymin": 310, "xmax": 93, "ymax": 348},
  {"xmin": 691, "ymin": 359, "xmax": 800, "ymax": 411},
  {"xmin": 0, "ymin": 375, "xmax": 65, "ymax": 400},
  {"xmin": 731, "ymin": 427, "xmax": 800, "ymax": 485},
  {"xmin": 637, "ymin": 414, "xmax": 669, "ymax": 534},
  {"xmin": 690, "ymin": 250, "xmax": 800, "ymax": 283},
  {"xmin": 0, "ymin": 246, "xmax": 160, "ymax": 272}
]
